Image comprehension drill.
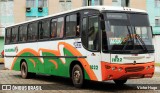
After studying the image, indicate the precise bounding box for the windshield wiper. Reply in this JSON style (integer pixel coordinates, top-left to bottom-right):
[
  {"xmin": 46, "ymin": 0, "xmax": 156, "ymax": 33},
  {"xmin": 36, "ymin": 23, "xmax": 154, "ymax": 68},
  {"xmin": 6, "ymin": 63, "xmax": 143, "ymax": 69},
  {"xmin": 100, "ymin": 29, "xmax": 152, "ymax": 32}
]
[
  {"xmin": 122, "ymin": 26, "xmax": 133, "ymax": 51},
  {"xmin": 135, "ymin": 34, "xmax": 148, "ymax": 52}
]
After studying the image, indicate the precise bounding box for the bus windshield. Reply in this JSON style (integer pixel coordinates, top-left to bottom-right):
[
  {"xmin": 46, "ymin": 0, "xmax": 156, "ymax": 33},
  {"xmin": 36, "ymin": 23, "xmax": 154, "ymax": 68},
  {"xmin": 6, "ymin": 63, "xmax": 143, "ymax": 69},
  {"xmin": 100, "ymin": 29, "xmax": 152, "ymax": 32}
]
[{"xmin": 102, "ymin": 13, "xmax": 154, "ymax": 54}]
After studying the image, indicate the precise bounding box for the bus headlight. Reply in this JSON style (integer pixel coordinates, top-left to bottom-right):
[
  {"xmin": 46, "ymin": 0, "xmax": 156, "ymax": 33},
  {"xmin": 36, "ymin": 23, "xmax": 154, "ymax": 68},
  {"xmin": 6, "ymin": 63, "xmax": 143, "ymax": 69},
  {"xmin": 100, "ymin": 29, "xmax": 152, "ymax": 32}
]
[
  {"xmin": 112, "ymin": 67, "xmax": 117, "ymax": 70},
  {"xmin": 118, "ymin": 67, "xmax": 123, "ymax": 71},
  {"xmin": 146, "ymin": 66, "xmax": 149, "ymax": 70},
  {"xmin": 150, "ymin": 65, "xmax": 154, "ymax": 68}
]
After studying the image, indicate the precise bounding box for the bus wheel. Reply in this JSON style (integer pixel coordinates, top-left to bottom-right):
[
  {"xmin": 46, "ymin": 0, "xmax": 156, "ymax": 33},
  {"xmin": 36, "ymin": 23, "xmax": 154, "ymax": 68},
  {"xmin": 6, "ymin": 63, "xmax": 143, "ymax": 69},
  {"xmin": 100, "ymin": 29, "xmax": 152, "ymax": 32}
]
[
  {"xmin": 21, "ymin": 62, "xmax": 30, "ymax": 79},
  {"xmin": 114, "ymin": 79, "xmax": 127, "ymax": 85},
  {"xmin": 72, "ymin": 64, "xmax": 84, "ymax": 88}
]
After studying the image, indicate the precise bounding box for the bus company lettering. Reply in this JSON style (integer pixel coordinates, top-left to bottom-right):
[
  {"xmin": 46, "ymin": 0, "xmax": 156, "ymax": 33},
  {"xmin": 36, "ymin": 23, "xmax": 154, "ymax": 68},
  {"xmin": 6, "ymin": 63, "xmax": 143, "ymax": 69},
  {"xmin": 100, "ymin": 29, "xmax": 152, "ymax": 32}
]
[
  {"xmin": 109, "ymin": 38, "xmax": 122, "ymax": 45},
  {"xmin": 5, "ymin": 46, "xmax": 18, "ymax": 53},
  {"xmin": 73, "ymin": 42, "xmax": 81, "ymax": 48}
]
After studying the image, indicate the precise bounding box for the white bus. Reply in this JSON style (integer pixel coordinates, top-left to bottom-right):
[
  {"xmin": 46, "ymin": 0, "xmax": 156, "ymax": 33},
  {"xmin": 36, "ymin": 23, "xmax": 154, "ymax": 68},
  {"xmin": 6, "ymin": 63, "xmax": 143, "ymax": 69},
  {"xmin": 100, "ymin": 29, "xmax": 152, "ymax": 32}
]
[{"xmin": 4, "ymin": 6, "xmax": 154, "ymax": 88}]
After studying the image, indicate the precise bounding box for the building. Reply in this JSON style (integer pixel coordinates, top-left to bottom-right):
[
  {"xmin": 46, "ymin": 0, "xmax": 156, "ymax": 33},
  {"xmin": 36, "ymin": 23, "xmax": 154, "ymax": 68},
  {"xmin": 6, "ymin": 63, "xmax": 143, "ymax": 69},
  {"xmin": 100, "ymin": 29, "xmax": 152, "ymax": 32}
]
[
  {"xmin": 147, "ymin": 0, "xmax": 160, "ymax": 63},
  {"xmin": 14, "ymin": 0, "xmax": 146, "ymax": 23},
  {"xmin": 0, "ymin": 0, "xmax": 14, "ymax": 53}
]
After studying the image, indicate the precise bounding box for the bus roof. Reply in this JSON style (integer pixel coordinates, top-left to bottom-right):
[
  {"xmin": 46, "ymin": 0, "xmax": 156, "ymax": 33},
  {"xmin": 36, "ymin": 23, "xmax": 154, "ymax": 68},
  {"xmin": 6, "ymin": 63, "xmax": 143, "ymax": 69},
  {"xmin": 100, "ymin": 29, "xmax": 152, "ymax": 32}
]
[{"xmin": 6, "ymin": 6, "xmax": 147, "ymax": 28}]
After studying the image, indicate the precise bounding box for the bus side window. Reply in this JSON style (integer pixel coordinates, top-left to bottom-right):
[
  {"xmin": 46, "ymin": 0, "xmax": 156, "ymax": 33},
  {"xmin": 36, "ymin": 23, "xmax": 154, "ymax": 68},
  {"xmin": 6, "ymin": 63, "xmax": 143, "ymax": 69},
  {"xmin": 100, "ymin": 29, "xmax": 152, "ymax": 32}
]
[
  {"xmin": 39, "ymin": 21, "xmax": 43, "ymax": 39},
  {"xmin": 88, "ymin": 16, "xmax": 99, "ymax": 51},
  {"xmin": 51, "ymin": 19, "xmax": 57, "ymax": 38},
  {"xmin": 39, "ymin": 19, "xmax": 50, "ymax": 40},
  {"xmin": 11, "ymin": 27, "xmax": 18, "ymax": 43},
  {"xmin": 19, "ymin": 25, "xmax": 27, "ymax": 42},
  {"xmin": 81, "ymin": 18, "xmax": 88, "ymax": 48},
  {"xmin": 28, "ymin": 22, "xmax": 38, "ymax": 41},
  {"xmin": 65, "ymin": 13, "xmax": 80, "ymax": 37},
  {"xmin": 57, "ymin": 17, "xmax": 64, "ymax": 38},
  {"xmin": 5, "ymin": 28, "xmax": 11, "ymax": 44},
  {"xmin": 65, "ymin": 14, "xmax": 77, "ymax": 37}
]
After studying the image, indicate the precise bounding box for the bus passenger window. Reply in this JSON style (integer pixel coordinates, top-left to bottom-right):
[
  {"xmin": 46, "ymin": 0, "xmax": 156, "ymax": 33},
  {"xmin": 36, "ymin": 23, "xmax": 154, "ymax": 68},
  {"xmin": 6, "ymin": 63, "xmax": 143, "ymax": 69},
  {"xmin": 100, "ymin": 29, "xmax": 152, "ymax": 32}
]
[
  {"xmin": 5, "ymin": 28, "xmax": 11, "ymax": 44},
  {"xmin": 65, "ymin": 14, "xmax": 77, "ymax": 37},
  {"xmin": 57, "ymin": 17, "xmax": 64, "ymax": 38},
  {"xmin": 19, "ymin": 25, "xmax": 27, "ymax": 42},
  {"xmin": 11, "ymin": 27, "xmax": 18, "ymax": 43},
  {"xmin": 28, "ymin": 22, "xmax": 38, "ymax": 41},
  {"xmin": 51, "ymin": 19, "xmax": 57, "ymax": 38},
  {"xmin": 39, "ymin": 19, "xmax": 50, "ymax": 40},
  {"xmin": 65, "ymin": 13, "xmax": 80, "ymax": 37}
]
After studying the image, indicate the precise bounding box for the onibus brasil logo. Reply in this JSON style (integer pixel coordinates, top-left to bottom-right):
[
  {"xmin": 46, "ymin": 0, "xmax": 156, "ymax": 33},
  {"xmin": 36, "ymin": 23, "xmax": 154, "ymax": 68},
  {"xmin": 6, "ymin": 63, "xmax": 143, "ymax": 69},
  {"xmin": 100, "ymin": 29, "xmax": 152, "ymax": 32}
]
[{"xmin": 5, "ymin": 46, "xmax": 18, "ymax": 53}]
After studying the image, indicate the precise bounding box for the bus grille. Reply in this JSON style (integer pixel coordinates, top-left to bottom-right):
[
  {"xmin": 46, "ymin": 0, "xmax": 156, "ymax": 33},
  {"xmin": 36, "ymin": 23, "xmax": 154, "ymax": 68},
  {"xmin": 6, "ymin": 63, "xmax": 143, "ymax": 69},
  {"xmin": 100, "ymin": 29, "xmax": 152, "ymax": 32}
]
[{"xmin": 125, "ymin": 66, "xmax": 144, "ymax": 72}]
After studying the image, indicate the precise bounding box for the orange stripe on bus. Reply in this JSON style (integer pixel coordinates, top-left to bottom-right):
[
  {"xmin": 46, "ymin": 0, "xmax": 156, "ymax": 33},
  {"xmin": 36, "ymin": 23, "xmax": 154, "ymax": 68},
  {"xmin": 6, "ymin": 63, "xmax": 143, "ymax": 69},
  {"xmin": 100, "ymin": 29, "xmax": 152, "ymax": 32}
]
[
  {"xmin": 11, "ymin": 48, "xmax": 42, "ymax": 69},
  {"xmin": 38, "ymin": 48, "xmax": 60, "ymax": 56},
  {"xmin": 49, "ymin": 60, "xmax": 58, "ymax": 69},
  {"xmin": 29, "ymin": 59, "xmax": 36, "ymax": 68},
  {"xmin": 58, "ymin": 42, "xmax": 98, "ymax": 81},
  {"xmin": 17, "ymin": 48, "xmax": 39, "ymax": 56},
  {"xmin": 11, "ymin": 57, "xmax": 18, "ymax": 70}
]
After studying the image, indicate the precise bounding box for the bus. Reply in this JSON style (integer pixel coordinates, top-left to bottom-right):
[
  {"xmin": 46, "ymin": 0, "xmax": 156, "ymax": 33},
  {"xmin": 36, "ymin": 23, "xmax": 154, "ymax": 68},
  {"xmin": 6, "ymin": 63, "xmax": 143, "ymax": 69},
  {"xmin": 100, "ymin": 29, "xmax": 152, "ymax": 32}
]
[{"xmin": 4, "ymin": 6, "xmax": 154, "ymax": 88}]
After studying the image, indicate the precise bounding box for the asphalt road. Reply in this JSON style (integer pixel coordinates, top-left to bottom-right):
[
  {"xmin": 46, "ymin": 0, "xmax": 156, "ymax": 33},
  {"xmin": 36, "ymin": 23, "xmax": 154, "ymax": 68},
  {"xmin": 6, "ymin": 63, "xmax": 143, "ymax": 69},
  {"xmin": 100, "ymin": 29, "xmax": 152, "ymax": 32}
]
[{"xmin": 0, "ymin": 68, "xmax": 160, "ymax": 93}]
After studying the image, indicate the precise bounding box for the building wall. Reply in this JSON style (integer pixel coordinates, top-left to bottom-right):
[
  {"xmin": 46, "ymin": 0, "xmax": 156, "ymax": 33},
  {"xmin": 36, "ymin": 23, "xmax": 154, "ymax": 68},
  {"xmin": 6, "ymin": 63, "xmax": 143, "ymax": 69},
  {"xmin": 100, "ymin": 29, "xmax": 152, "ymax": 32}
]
[
  {"xmin": 104, "ymin": 0, "xmax": 146, "ymax": 10},
  {"xmin": 0, "ymin": 0, "xmax": 14, "ymax": 52},
  {"xmin": 14, "ymin": 0, "xmax": 26, "ymax": 23},
  {"xmin": 147, "ymin": 0, "xmax": 160, "ymax": 63},
  {"xmin": 103, "ymin": 0, "xmax": 112, "ymax": 5},
  {"xmin": 48, "ymin": 0, "xmax": 60, "ymax": 14},
  {"xmin": 147, "ymin": 0, "xmax": 160, "ymax": 34},
  {"xmin": 130, "ymin": 0, "xmax": 146, "ymax": 10}
]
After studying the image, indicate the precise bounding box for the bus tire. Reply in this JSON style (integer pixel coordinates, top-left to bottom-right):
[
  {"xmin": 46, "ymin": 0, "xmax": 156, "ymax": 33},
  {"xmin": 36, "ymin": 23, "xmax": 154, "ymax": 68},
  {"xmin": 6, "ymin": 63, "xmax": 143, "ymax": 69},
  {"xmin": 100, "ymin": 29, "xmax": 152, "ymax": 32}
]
[
  {"xmin": 114, "ymin": 79, "xmax": 127, "ymax": 85},
  {"xmin": 21, "ymin": 62, "xmax": 30, "ymax": 79},
  {"xmin": 72, "ymin": 64, "xmax": 84, "ymax": 88}
]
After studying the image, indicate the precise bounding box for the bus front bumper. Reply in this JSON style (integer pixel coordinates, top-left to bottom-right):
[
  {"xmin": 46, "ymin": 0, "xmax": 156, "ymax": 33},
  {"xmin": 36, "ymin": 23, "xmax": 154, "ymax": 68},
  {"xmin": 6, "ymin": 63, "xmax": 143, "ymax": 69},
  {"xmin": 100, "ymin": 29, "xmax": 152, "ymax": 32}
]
[{"xmin": 101, "ymin": 62, "xmax": 154, "ymax": 81}]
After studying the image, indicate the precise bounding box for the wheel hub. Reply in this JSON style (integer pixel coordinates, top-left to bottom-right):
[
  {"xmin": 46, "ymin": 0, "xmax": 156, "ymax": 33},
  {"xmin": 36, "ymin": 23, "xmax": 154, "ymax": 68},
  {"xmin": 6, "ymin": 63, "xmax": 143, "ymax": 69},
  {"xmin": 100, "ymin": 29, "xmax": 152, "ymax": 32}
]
[{"xmin": 73, "ymin": 70, "xmax": 81, "ymax": 83}]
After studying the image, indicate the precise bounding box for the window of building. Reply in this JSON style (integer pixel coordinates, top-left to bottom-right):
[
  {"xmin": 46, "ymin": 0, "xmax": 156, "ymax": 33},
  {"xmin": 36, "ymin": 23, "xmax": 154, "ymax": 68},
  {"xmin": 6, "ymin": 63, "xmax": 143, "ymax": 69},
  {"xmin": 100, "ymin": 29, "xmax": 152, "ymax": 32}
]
[
  {"xmin": 39, "ymin": 19, "xmax": 50, "ymax": 39},
  {"xmin": 121, "ymin": 0, "xmax": 129, "ymax": 7},
  {"xmin": 51, "ymin": 19, "xmax": 57, "ymax": 38},
  {"xmin": 28, "ymin": 22, "xmax": 38, "ymax": 41},
  {"xmin": 155, "ymin": 0, "xmax": 160, "ymax": 7},
  {"xmin": 83, "ymin": 0, "xmax": 103, "ymax": 6},
  {"xmin": 0, "ymin": 0, "xmax": 14, "ymax": 36},
  {"xmin": 112, "ymin": 0, "xmax": 119, "ymax": 6},
  {"xmin": 19, "ymin": 25, "xmax": 28, "ymax": 42},
  {"xmin": 155, "ymin": 18, "xmax": 160, "ymax": 26},
  {"xmin": 5, "ymin": 28, "xmax": 11, "ymax": 44},
  {"xmin": 38, "ymin": 0, "xmax": 48, "ymax": 7},
  {"xmin": 94, "ymin": 0, "xmax": 103, "ymax": 5},
  {"xmin": 59, "ymin": 0, "xmax": 72, "ymax": 11},
  {"xmin": 11, "ymin": 26, "xmax": 18, "ymax": 43},
  {"xmin": 26, "ymin": 0, "xmax": 36, "ymax": 7},
  {"xmin": 65, "ymin": 14, "xmax": 77, "ymax": 37},
  {"xmin": 112, "ymin": 0, "xmax": 129, "ymax": 7}
]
